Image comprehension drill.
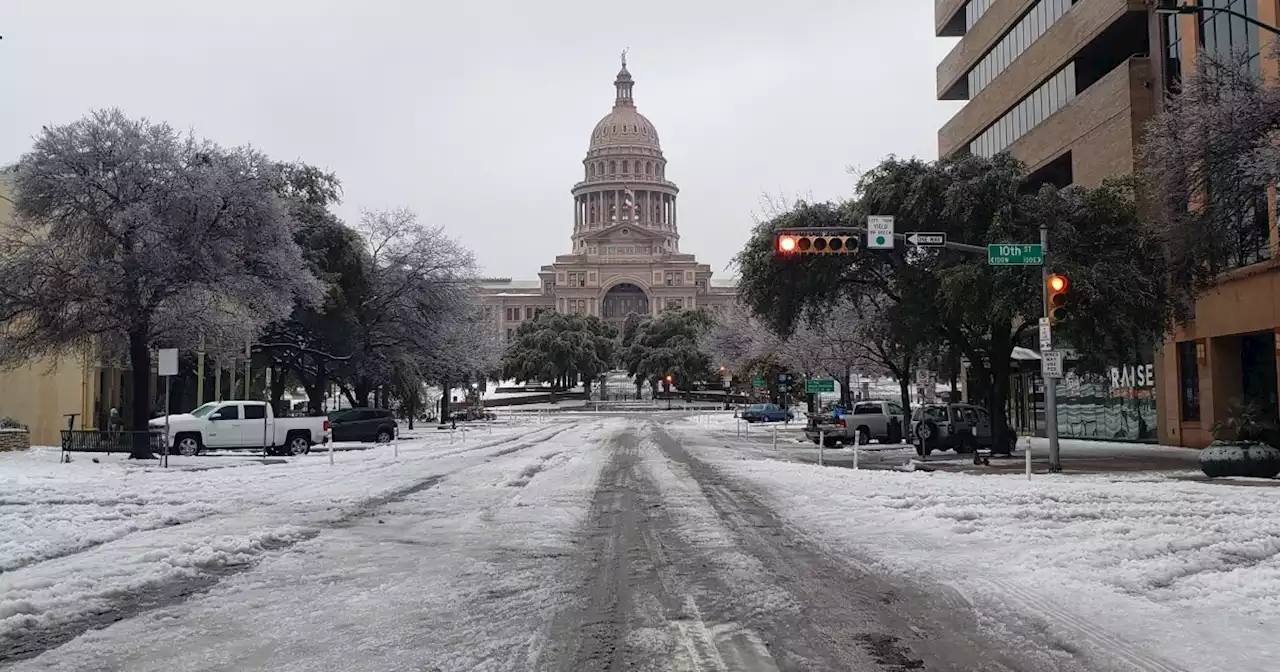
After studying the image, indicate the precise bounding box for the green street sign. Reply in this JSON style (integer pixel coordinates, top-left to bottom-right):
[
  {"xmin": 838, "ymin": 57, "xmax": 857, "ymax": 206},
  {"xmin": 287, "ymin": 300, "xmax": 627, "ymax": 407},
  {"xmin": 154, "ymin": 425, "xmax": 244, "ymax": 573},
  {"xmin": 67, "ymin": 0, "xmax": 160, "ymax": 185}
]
[
  {"xmin": 752, "ymin": 377, "xmax": 766, "ymax": 389},
  {"xmin": 805, "ymin": 378, "xmax": 836, "ymax": 393},
  {"xmin": 987, "ymin": 244, "xmax": 1044, "ymax": 266}
]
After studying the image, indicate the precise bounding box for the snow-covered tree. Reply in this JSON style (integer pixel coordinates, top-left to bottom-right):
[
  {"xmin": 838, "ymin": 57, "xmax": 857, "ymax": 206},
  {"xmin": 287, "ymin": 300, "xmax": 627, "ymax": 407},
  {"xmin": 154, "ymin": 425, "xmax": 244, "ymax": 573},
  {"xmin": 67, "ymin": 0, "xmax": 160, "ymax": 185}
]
[
  {"xmin": 1139, "ymin": 46, "xmax": 1280, "ymax": 315},
  {"xmin": 0, "ymin": 109, "xmax": 321, "ymax": 453},
  {"xmin": 338, "ymin": 207, "xmax": 478, "ymax": 407}
]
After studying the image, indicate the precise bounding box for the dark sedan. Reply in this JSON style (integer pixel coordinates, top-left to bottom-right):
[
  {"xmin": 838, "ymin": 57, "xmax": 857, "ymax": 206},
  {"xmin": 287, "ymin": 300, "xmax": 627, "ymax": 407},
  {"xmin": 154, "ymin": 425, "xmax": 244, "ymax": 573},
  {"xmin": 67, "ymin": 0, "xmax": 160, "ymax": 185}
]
[{"xmin": 740, "ymin": 403, "xmax": 794, "ymax": 423}]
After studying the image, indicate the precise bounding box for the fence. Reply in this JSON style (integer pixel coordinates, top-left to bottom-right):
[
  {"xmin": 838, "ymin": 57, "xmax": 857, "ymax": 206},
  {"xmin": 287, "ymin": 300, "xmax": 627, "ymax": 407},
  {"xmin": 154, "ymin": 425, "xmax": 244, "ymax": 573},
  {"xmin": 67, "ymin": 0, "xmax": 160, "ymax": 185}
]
[{"xmin": 61, "ymin": 430, "xmax": 166, "ymax": 457}]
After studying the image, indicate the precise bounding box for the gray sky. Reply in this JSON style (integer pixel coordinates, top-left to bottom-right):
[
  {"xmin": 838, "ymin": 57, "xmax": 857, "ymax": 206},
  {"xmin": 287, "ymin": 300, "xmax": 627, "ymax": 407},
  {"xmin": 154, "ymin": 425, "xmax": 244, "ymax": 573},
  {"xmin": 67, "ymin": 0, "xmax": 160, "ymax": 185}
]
[{"xmin": 1, "ymin": 1, "xmax": 961, "ymax": 280}]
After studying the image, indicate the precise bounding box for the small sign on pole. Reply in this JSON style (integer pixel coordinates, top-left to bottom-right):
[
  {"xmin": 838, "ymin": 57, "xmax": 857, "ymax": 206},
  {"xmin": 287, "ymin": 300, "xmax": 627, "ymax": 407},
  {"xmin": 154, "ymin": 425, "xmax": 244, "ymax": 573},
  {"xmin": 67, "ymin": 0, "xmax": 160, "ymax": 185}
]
[
  {"xmin": 905, "ymin": 232, "xmax": 946, "ymax": 247},
  {"xmin": 158, "ymin": 348, "xmax": 178, "ymax": 468},
  {"xmin": 1041, "ymin": 350, "xmax": 1065, "ymax": 379},
  {"xmin": 1038, "ymin": 317, "xmax": 1052, "ymax": 352},
  {"xmin": 805, "ymin": 378, "xmax": 836, "ymax": 393},
  {"xmin": 867, "ymin": 215, "xmax": 895, "ymax": 250}
]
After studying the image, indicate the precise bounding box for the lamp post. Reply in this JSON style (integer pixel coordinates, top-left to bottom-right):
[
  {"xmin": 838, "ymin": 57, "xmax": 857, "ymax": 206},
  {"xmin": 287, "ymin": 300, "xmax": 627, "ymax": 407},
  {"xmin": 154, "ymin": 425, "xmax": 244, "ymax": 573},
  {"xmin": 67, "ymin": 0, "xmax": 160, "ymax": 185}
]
[{"xmin": 1155, "ymin": 3, "xmax": 1280, "ymax": 36}]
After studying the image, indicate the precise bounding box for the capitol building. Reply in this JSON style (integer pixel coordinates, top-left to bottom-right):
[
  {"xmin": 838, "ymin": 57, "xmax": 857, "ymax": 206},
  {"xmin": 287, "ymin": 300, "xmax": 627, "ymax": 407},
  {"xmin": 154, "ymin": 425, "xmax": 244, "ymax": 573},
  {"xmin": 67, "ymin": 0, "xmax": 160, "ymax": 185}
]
[{"xmin": 477, "ymin": 56, "xmax": 738, "ymax": 341}]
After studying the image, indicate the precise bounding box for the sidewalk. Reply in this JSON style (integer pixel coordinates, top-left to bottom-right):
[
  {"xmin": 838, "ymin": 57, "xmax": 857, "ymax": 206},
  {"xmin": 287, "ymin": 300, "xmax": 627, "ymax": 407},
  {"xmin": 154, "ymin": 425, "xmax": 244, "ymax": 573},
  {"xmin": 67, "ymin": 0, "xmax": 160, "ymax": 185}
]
[{"xmin": 784, "ymin": 437, "xmax": 1213, "ymax": 477}]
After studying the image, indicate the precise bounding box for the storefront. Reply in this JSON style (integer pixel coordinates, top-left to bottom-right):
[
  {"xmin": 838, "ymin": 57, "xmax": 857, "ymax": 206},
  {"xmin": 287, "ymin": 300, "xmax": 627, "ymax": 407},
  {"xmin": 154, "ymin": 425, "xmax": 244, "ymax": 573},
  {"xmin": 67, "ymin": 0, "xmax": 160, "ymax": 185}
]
[{"xmin": 1006, "ymin": 353, "xmax": 1159, "ymax": 443}]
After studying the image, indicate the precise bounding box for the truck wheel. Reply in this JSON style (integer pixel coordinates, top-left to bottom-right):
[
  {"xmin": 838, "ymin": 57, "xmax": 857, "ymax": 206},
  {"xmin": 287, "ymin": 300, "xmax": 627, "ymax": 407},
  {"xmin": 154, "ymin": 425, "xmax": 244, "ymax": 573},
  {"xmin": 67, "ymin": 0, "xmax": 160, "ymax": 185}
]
[
  {"xmin": 856, "ymin": 427, "xmax": 871, "ymax": 446},
  {"xmin": 376, "ymin": 429, "xmax": 393, "ymax": 443},
  {"xmin": 175, "ymin": 434, "xmax": 201, "ymax": 457},
  {"xmin": 286, "ymin": 435, "xmax": 310, "ymax": 456}
]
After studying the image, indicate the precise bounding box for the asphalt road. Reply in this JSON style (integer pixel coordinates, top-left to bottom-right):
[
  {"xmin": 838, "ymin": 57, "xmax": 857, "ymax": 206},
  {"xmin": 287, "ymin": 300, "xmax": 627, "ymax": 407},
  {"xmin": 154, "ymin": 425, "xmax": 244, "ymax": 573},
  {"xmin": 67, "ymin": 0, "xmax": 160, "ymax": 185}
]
[{"xmin": 538, "ymin": 422, "xmax": 1074, "ymax": 672}]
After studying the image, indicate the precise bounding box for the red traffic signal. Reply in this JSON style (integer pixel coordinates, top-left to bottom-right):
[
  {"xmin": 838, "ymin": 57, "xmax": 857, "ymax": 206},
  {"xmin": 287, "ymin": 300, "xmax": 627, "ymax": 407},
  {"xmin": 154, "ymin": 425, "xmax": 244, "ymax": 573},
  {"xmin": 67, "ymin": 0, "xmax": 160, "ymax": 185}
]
[
  {"xmin": 774, "ymin": 231, "xmax": 859, "ymax": 255},
  {"xmin": 1047, "ymin": 274, "xmax": 1069, "ymax": 324}
]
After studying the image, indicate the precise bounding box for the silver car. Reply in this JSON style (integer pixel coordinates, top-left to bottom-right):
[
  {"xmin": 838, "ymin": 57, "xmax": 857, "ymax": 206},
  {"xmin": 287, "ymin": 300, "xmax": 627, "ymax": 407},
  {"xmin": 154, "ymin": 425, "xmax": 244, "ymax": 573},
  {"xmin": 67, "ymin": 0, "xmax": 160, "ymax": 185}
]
[{"xmin": 804, "ymin": 399, "xmax": 907, "ymax": 446}]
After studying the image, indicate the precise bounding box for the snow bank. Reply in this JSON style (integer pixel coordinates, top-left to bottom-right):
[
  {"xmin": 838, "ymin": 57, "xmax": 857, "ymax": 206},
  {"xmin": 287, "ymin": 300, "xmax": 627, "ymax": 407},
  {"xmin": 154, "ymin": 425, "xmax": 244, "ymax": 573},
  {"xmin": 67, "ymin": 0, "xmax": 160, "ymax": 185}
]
[
  {"xmin": 3, "ymin": 417, "xmax": 621, "ymax": 672},
  {"xmin": 0, "ymin": 419, "xmax": 573, "ymax": 644},
  {"xmin": 690, "ymin": 443, "xmax": 1280, "ymax": 672}
]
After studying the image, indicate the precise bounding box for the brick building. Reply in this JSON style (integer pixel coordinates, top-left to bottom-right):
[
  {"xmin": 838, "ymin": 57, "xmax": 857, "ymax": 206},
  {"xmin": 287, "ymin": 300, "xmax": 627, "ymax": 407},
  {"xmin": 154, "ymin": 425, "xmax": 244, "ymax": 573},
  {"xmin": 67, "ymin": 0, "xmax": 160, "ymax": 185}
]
[{"xmin": 937, "ymin": 0, "xmax": 1280, "ymax": 447}]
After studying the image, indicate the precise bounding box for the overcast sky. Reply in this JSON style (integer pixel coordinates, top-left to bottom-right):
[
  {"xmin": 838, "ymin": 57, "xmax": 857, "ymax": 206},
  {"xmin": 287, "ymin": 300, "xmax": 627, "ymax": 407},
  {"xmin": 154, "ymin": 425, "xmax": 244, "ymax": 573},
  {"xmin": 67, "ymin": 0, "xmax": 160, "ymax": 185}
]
[{"xmin": 1, "ymin": 1, "xmax": 962, "ymax": 280}]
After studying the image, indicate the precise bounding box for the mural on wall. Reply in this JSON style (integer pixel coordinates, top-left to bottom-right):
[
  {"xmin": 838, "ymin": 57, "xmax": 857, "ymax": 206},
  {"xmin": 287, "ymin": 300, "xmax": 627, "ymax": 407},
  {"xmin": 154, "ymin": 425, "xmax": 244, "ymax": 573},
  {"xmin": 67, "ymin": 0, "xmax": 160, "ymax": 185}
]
[{"xmin": 1056, "ymin": 362, "xmax": 1157, "ymax": 441}]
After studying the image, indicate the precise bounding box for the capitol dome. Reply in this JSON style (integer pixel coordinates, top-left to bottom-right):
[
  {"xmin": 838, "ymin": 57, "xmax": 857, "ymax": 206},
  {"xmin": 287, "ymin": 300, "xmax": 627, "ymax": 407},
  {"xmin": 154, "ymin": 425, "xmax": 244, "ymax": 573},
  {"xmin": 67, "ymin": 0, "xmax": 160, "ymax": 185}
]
[{"xmin": 588, "ymin": 63, "xmax": 661, "ymax": 151}]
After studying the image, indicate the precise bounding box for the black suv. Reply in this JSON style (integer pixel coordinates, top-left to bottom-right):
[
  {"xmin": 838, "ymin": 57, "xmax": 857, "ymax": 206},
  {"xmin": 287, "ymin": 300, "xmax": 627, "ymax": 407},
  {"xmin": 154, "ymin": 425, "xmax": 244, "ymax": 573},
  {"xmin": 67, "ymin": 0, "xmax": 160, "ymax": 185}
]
[{"xmin": 328, "ymin": 408, "xmax": 398, "ymax": 443}]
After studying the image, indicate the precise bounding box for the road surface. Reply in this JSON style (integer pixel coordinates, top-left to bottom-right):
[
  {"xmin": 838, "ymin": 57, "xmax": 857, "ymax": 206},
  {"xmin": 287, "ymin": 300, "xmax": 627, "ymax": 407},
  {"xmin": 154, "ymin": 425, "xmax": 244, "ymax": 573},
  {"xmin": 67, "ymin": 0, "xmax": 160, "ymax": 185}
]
[{"xmin": 0, "ymin": 416, "xmax": 1162, "ymax": 671}]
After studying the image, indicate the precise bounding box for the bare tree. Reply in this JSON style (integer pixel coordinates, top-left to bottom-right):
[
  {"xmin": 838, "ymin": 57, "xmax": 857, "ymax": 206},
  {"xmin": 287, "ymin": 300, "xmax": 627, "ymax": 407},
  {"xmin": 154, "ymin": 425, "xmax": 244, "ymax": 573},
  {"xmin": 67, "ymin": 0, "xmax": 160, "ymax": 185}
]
[
  {"xmin": 339, "ymin": 207, "xmax": 478, "ymax": 407},
  {"xmin": 0, "ymin": 110, "xmax": 321, "ymax": 454},
  {"xmin": 1139, "ymin": 46, "xmax": 1280, "ymax": 313}
]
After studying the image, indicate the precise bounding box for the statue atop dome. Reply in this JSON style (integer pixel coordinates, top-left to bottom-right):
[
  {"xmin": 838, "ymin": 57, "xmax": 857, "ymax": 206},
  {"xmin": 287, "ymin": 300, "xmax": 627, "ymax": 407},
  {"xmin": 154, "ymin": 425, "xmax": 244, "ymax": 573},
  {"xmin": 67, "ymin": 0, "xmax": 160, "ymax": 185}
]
[{"xmin": 621, "ymin": 47, "xmax": 628, "ymax": 69}]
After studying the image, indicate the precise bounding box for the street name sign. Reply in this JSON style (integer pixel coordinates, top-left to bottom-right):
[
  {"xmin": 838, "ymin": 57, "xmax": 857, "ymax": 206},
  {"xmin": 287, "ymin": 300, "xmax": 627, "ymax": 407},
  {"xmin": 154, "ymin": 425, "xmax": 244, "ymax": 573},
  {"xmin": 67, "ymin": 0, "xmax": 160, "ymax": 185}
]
[
  {"xmin": 1041, "ymin": 350, "xmax": 1064, "ymax": 379},
  {"xmin": 867, "ymin": 215, "xmax": 895, "ymax": 249},
  {"xmin": 1038, "ymin": 317, "xmax": 1052, "ymax": 352},
  {"xmin": 906, "ymin": 232, "xmax": 946, "ymax": 247},
  {"xmin": 805, "ymin": 378, "xmax": 836, "ymax": 393},
  {"xmin": 987, "ymin": 244, "xmax": 1044, "ymax": 266},
  {"xmin": 752, "ymin": 377, "xmax": 766, "ymax": 389}
]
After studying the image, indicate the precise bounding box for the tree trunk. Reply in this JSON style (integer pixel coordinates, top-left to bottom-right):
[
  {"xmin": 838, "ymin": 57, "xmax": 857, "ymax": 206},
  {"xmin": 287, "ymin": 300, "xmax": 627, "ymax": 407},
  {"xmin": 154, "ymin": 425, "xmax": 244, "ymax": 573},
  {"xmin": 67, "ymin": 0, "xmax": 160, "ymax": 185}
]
[
  {"xmin": 354, "ymin": 381, "xmax": 371, "ymax": 408},
  {"xmin": 897, "ymin": 376, "xmax": 911, "ymax": 420},
  {"xmin": 270, "ymin": 366, "xmax": 287, "ymax": 415},
  {"xmin": 127, "ymin": 329, "xmax": 156, "ymax": 459},
  {"xmin": 439, "ymin": 379, "xmax": 452, "ymax": 422},
  {"xmin": 583, "ymin": 379, "xmax": 593, "ymax": 397},
  {"xmin": 841, "ymin": 366, "xmax": 852, "ymax": 408}
]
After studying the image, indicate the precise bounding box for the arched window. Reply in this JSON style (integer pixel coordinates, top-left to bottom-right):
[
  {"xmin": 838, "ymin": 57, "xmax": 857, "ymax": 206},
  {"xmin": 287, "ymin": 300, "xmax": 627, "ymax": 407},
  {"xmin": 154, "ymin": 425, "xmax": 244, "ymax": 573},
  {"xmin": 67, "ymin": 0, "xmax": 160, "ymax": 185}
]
[
  {"xmin": 645, "ymin": 161, "xmax": 652, "ymax": 175},
  {"xmin": 588, "ymin": 163, "xmax": 594, "ymax": 177},
  {"xmin": 622, "ymin": 160, "xmax": 628, "ymax": 174},
  {"xmin": 609, "ymin": 161, "xmax": 616, "ymax": 174}
]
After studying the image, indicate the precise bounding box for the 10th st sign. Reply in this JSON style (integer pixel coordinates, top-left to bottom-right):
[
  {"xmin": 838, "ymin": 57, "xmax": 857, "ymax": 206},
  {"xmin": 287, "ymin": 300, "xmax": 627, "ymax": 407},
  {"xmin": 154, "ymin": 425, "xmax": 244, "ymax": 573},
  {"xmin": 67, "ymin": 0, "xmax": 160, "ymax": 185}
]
[{"xmin": 987, "ymin": 243, "xmax": 1044, "ymax": 266}]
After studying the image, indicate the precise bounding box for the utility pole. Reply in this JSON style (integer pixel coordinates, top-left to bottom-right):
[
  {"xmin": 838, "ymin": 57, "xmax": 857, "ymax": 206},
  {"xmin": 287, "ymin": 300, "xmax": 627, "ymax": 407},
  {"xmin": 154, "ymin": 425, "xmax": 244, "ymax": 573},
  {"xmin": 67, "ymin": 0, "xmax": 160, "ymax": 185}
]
[{"xmin": 1041, "ymin": 223, "xmax": 1062, "ymax": 472}]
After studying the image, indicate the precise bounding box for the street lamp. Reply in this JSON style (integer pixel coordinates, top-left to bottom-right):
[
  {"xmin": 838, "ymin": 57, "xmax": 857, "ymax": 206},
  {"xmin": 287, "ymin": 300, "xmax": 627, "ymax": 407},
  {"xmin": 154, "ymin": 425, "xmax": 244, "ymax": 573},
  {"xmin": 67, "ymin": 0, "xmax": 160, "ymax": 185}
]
[{"xmin": 1155, "ymin": 2, "xmax": 1280, "ymax": 36}]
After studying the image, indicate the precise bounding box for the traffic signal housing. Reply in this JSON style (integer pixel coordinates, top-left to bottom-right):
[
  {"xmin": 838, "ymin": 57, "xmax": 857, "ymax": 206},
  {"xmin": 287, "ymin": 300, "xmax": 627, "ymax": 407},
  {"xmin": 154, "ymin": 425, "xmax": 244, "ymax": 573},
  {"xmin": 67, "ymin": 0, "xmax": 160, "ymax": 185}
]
[
  {"xmin": 1047, "ymin": 273, "xmax": 1069, "ymax": 324},
  {"xmin": 775, "ymin": 231, "xmax": 861, "ymax": 256}
]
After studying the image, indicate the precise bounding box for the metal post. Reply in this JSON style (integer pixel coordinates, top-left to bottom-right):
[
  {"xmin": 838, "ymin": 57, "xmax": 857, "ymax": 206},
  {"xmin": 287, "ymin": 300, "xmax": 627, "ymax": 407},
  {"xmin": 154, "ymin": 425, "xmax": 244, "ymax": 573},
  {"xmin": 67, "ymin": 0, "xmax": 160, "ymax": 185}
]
[
  {"xmin": 854, "ymin": 437, "xmax": 859, "ymax": 470},
  {"xmin": 1025, "ymin": 433, "xmax": 1032, "ymax": 480},
  {"xmin": 1041, "ymin": 224, "xmax": 1062, "ymax": 472},
  {"xmin": 196, "ymin": 335, "xmax": 205, "ymax": 405},
  {"xmin": 328, "ymin": 434, "xmax": 334, "ymax": 465},
  {"xmin": 163, "ymin": 376, "xmax": 171, "ymax": 468},
  {"xmin": 818, "ymin": 430, "xmax": 825, "ymax": 466},
  {"xmin": 243, "ymin": 340, "xmax": 251, "ymax": 399},
  {"xmin": 772, "ymin": 424, "xmax": 777, "ymax": 450}
]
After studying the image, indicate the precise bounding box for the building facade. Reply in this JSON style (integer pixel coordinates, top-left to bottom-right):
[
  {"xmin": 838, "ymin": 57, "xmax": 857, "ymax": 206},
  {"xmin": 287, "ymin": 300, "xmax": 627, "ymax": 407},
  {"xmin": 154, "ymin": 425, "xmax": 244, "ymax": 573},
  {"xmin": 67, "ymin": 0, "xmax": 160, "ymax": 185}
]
[
  {"xmin": 936, "ymin": 0, "xmax": 1161, "ymax": 441},
  {"xmin": 477, "ymin": 58, "xmax": 738, "ymax": 341},
  {"xmin": 937, "ymin": 0, "xmax": 1280, "ymax": 447},
  {"xmin": 1154, "ymin": 1, "xmax": 1280, "ymax": 448},
  {"xmin": 0, "ymin": 168, "xmax": 100, "ymax": 445}
]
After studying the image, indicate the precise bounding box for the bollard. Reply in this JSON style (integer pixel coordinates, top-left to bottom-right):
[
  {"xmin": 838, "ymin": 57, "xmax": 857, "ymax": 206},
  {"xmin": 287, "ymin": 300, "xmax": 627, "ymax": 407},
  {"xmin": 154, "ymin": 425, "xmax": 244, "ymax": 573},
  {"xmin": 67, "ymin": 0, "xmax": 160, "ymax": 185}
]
[
  {"xmin": 854, "ymin": 436, "xmax": 860, "ymax": 470},
  {"xmin": 819, "ymin": 430, "xmax": 825, "ymax": 466},
  {"xmin": 1025, "ymin": 434, "xmax": 1032, "ymax": 481},
  {"xmin": 328, "ymin": 438, "xmax": 334, "ymax": 466},
  {"xmin": 772, "ymin": 424, "xmax": 778, "ymax": 450}
]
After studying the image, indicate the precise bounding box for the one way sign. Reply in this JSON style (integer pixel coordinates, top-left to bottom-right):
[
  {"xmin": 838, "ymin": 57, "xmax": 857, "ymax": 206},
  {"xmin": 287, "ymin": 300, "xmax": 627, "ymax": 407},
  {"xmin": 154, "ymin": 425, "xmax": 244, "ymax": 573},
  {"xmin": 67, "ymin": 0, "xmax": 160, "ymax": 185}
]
[{"xmin": 906, "ymin": 232, "xmax": 947, "ymax": 247}]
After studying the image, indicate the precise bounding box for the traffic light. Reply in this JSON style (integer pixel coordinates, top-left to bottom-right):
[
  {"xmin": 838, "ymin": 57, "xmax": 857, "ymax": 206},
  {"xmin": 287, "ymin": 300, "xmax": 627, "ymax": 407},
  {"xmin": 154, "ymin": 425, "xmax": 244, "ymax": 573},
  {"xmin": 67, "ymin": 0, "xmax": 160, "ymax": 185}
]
[
  {"xmin": 1047, "ymin": 273, "xmax": 1069, "ymax": 324},
  {"xmin": 775, "ymin": 231, "xmax": 860, "ymax": 255},
  {"xmin": 664, "ymin": 374, "xmax": 673, "ymax": 384}
]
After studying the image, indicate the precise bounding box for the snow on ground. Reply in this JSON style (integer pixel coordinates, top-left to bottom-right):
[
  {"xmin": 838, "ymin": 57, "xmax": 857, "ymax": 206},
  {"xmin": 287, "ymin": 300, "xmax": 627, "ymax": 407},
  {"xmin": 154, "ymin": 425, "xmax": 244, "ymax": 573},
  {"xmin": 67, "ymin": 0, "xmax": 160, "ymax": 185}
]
[
  {"xmin": 6, "ymin": 416, "xmax": 621, "ymax": 672},
  {"xmin": 674, "ymin": 425, "xmax": 1280, "ymax": 672},
  {"xmin": 0, "ymin": 418, "xmax": 584, "ymax": 650}
]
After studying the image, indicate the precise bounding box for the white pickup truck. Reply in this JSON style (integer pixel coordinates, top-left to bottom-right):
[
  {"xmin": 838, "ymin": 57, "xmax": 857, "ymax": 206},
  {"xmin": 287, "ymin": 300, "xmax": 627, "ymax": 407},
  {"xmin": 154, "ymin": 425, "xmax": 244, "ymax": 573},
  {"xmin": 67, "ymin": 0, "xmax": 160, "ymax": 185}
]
[{"xmin": 150, "ymin": 400, "xmax": 330, "ymax": 457}]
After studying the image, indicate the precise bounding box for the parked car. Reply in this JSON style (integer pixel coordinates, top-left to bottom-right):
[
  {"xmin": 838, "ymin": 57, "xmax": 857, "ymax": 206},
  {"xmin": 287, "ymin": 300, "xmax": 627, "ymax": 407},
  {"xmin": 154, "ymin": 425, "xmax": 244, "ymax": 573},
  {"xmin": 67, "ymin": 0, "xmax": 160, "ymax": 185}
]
[
  {"xmin": 740, "ymin": 403, "xmax": 793, "ymax": 423},
  {"xmin": 804, "ymin": 399, "xmax": 907, "ymax": 446},
  {"xmin": 328, "ymin": 408, "xmax": 398, "ymax": 443},
  {"xmin": 909, "ymin": 402, "xmax": 1017, "ymax": 457},
  {"xmin": 150, "ymin": 401, "xmax": 330, "ymax": 457}
]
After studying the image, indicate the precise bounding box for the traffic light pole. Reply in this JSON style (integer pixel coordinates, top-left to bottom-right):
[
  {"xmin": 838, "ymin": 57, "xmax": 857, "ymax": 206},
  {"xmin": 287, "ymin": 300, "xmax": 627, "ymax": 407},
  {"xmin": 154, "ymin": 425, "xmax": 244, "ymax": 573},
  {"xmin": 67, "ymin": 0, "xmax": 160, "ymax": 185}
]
[
  {"xmin": 779, "ymin": 226, "xmax": 989, "ymax": 254},
  {"xmin": 1041, "ymin": 223, "xmax": 1062, "ymax": 473}
]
